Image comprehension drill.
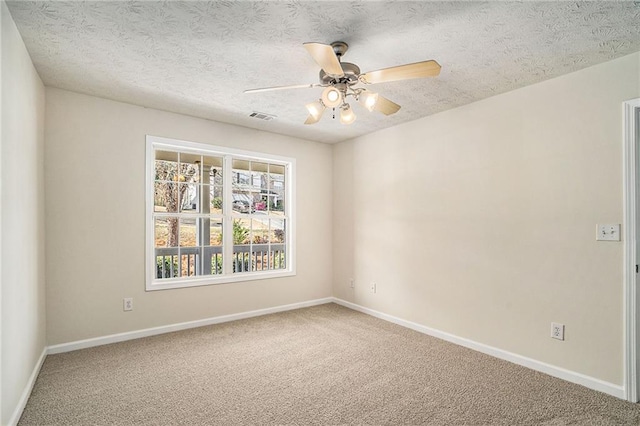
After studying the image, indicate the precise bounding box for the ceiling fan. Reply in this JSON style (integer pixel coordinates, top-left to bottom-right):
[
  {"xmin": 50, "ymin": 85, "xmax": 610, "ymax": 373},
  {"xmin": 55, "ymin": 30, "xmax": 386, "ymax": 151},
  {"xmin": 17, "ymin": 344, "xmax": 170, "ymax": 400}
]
[{"xmin": 244, "ymin": 41, "xmax": 441, "ymax": 125}]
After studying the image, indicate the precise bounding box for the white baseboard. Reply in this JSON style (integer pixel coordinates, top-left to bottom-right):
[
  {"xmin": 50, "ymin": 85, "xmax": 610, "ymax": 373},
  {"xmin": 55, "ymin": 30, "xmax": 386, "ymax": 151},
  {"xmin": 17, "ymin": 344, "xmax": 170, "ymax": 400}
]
[
  {"xmin": 48, "ymin": 297, "xmax": 333, "ymax": 355},
  {"xmin": 332, "ymin": 297, "xmax": 624, "ymax": 399},
  {"xmin": 8, "ymin": 347, "xmax": 47, "ymax": 426}
]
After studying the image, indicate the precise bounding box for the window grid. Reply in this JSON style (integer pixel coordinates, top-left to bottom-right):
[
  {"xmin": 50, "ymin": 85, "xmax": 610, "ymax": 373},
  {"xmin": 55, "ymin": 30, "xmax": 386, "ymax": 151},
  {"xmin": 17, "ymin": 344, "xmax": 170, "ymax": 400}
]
[{"xmin": 147, "ymin": 136, "xmax": 294, "ymax": 290}]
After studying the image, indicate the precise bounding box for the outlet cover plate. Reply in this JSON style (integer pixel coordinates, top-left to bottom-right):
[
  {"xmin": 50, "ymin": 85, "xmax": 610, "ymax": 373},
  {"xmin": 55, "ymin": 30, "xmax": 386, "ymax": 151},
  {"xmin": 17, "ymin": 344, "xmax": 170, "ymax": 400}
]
[
  {"xmin": 551, "ymin": 322, "xmax": 564, "ymax": 340},
  {"xmin": 123, "ymin": 298, "xmax": 133, "ymax": 312},
  {"xmin": 596, "ymin": 224, "xmax": 620, "ymax": 241}
]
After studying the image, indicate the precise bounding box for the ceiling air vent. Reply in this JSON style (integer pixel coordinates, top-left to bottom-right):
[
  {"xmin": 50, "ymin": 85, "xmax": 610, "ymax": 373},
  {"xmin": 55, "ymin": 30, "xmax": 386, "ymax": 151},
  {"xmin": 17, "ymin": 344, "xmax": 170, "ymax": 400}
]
[{"xmin": 249, "ymin": 111, "xmax": 276, "ymax": 121}]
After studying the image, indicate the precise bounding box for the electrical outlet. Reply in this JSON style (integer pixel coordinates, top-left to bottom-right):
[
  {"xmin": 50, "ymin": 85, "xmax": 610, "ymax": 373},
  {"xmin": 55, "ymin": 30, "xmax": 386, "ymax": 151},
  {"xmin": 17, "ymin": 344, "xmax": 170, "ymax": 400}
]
[
  {"xmin": 349, "ymin": 278, "xmax": 355, "ymax": 289},
  {"xmin": 123, "ymin": 298, "xmax": 133, "ymax": 312},
  {"xmin": 551, "ymin": 322, "xmax": 564, "ymax": 340},
  {"xmin": 596, "ymin": 224, "xmax": 620, "ymax": 241},
  {"xmin": 371, "ymin": 282, "xmax": 376, "ymax": 293}
]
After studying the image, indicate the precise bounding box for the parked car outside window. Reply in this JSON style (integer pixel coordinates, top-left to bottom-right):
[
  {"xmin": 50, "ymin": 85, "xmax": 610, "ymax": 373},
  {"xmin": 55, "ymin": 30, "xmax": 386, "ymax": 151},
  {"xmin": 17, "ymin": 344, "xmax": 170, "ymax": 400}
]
[{"xmin": 232, "ymin": 199, "xmax": 254, "ymax": 213}]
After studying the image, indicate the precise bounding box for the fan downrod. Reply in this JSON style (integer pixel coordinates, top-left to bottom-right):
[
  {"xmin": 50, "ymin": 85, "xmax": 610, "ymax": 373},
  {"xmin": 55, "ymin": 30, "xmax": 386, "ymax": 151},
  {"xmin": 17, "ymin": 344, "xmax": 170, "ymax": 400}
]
[{"xmin": 331, "ymin": 41, "xmax": 349, "ymax": 58}]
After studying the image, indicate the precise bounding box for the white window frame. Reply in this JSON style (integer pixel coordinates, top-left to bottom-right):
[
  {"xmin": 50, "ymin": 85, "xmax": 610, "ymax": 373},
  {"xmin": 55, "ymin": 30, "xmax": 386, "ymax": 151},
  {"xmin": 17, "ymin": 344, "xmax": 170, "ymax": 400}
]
[{"xmin": 145, "ymin": 135, "xmax": 296, "ymax": 291}]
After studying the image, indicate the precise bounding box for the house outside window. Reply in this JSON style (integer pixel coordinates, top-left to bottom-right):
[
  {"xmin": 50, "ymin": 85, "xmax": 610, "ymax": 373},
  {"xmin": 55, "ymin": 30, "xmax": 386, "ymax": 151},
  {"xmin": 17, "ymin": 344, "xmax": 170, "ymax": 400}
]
[{"xmin": 146, "ymin": 135, "xmax": 295, "ymax": 290}]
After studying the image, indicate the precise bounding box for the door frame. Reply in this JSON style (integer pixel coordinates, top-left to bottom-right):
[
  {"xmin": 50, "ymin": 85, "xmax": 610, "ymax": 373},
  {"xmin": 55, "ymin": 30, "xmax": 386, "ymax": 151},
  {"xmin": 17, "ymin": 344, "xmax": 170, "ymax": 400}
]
[{"xmin": 623, "ymin": 98, "xmax": 640, "ymax": 402}]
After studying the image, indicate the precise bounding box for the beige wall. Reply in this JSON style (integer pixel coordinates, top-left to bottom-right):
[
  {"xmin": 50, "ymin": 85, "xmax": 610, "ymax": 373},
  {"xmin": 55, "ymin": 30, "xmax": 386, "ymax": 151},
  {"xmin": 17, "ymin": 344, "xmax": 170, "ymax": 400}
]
[
  {"xmin": 8, "ymin": 11, "xmax": 638, "ymax": 410},
  {"xmin": 1, "ymin": 2, "xmax": 47, "ymax": 424},
  {"xmin": 44, "ymin": 88, "xmax": 333, "ymax": 345},
  {"xmin": 333, "ymin": 52, "xmax": 640, "ymax": 385}
]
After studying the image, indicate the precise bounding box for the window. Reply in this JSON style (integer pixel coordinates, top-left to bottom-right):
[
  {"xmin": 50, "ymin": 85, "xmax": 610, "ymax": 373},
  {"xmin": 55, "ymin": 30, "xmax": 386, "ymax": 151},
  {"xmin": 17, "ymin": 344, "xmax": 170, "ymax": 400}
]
[{"xmin": 146, "ymin": 135, "xmax": 295, "ymax": 290}]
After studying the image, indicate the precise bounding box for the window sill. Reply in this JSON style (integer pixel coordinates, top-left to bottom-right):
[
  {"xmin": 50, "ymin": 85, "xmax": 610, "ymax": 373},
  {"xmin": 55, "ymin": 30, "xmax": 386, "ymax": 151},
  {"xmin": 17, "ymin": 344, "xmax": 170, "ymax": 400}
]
[{"xmin": 146, "ymin": 269, "xmax": 296, "ymax": 291}]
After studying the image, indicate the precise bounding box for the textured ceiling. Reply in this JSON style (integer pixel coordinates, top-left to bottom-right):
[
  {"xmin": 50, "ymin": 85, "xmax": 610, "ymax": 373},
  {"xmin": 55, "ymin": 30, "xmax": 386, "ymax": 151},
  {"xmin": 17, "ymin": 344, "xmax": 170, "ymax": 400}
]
[{"xmin": 7, "ymin": 1, "xmax": 640, "ymax": 144}]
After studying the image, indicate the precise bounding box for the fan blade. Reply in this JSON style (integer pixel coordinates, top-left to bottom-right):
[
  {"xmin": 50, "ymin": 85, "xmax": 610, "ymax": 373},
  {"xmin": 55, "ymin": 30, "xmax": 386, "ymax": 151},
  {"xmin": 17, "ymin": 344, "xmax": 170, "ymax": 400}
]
[
  {"xmin": 244, "ymin": 83, "xmax": 320, "ymax": 94},
  {"xmin": 360, "ymin": 60, "xmax": 441, "ymax": 84},
  {"xmin": 303, "ymin": 42, "xmax": 344, "ymax": 78},
  {"xmin": 374, "ymin": 95, "xmax": 401, "ymax": 115}
]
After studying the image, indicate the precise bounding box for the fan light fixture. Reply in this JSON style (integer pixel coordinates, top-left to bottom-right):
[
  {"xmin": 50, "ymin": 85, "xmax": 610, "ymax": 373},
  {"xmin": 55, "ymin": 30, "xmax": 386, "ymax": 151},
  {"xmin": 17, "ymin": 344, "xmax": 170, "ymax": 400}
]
[
  {"xmin": 321, "ymin": 87, "xmax": 342, "ymax": 108},
  {"xmin": 244, "ymin": 41, "xmax": 441, "ymax": 126},
  {"xmin": 305, "ymin": 100, "xmax": 325, "ymax": 123},
  {"xmin": 340, "ymin": 104, "xmax": 356, "ymax": 124},
  {"xmin": 359, "ymin": 91, "xmax": 379, "ymax": 112}
]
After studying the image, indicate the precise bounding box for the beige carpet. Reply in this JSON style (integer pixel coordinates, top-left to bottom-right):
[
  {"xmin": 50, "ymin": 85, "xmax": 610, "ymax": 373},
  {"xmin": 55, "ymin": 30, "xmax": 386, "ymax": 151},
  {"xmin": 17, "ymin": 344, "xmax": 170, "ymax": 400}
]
[{"xmin": 19, "ymin": 303, "xmax": 640, "ymax": 425}]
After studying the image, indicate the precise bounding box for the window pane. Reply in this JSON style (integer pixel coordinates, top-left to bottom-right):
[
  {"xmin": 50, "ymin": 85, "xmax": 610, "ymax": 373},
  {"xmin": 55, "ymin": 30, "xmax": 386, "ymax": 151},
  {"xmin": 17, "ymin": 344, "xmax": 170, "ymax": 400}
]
[
  {"xmin": 155, "ymin": 151, "xmax": 178, "ymax": 181},
  {"xmin": 269, "ymin": 190, "xmax": 285, "ymax": 216},
  {"xmin": 208, "ymin": 218, "xmax": 223, "ymax": 246},
  {"xmin": 210, "ymin": 186, "xmax": 223, "ymax": 214},
  {"xmin": 252, "ymin": 218, "xmax": 269, "ymax": 243},
  {"xmin": 232, "ymin": 195, "xmax": 254, "ymax": 215},
  {"xmin": 204, "ymin": 156, "xmax": 223, "ymax": 184},
  {"xmin": 156, "ymin": 254, "xmax": 179, "ymax": 279},
  {"xmin": 179, "ymin": 154, "xmax": 200, "ymax": 185},
  {"xmin": 270, "ymin": 219, "xmax": 285, "ymax": 270},
  {"xmin": 252, "ymin": 247, "xmax": 270, "ymax": 271},
  {"xmin": 180, "ymin": 153, "xmax": 201, "ymax": 177},
  {"xmin": 232, "ymin": 218, "xmax": 251, "ymax": 273},
  {"xmin": 251, "ymin": 218, "xmax": 269, "ymax": 271},
  {"xmin": 196, "ymin": 218, "xmax": 222, "ymax": 275},
  {"xmin": 267, "ymin": 164, "xmax": 285, "ymax": 216},
  {"xmin": 233, "ymin": 250, "xmax": 251, "ymax": 273},
  {"xmin": 233, "ymin": 218, "xmax": 251, "ymax": 244},
  {"xmin": 271, "ymin": 248, "xmax": 286, "ymax": 270},
  {"xmin": 232, "ymin": 159, "xmax": 250, "ymax": 172},
  {"xmin": 200, "ymin": 184, "xmax": 211, "ymax": 214},
  {"xmin": 156, "ymin": 150, "xmax": 178, "ymax": 162},
  {"xmin": 232, "ymin": 161, "xmax": 251, "ymax": 185},
  {"xmin": 251, "ymin": 162, "xmax": 268, "ymax": 190},
  {"xmin": 179, "ymin": 183, "xmax": 199, "ymax": 213},
  {"xmin": 210, "ymin": 253, "xmax": 223, "ymax": 275},
  {"xmin": 269, "ymin": 164, "xmax": 285, "ymax": 191},
  {"xmin": 251, "ymin": 161, "xmax": 268, "ymax": 173},
  {"xmin": 270, "ymin": 218, "xmax": 286, "ymax": 244},
  {"xmin": 181, "ymin": 251, "xmax": 198, "ymax": 277},
  {"xmin": 252, "ymin": 172, "xmax": 267, "ymax": 191},
  {"xmin": 232, "ymin": 160, "xmax": 253, "ymax": 215},
  {"xmin": 155, "ymin": 217, "xmax": 179, "ymax": 248},
  {"xmin": 203, "ymin": 218, "xmax": 223, "ymax": 275},
  {"xmin": 179, "ymin": 218, "xmax": 197, "ymax": 247},
  {"xmin": 154, "ymin": 182, "xmax": 178, "ymax": 213}
]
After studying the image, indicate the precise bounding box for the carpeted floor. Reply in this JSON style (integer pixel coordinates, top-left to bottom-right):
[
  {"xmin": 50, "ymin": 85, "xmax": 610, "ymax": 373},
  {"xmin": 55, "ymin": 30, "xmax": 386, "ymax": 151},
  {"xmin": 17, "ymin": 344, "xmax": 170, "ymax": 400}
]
[{"xmin": 18, "ymin": 303, "xmax": 640, "ymax": 425}]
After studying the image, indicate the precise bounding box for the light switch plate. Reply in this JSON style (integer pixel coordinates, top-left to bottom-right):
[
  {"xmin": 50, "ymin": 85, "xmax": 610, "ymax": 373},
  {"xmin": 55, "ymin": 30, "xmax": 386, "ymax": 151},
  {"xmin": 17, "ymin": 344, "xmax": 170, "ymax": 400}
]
[{"xmin": 596, "ymin": 224, "xmax": 620, "ymax": 241}]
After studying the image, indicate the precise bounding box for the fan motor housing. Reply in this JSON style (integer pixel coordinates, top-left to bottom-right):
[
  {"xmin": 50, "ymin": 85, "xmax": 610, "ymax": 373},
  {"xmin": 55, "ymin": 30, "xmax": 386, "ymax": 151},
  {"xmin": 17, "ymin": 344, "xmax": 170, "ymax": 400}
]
[{"xmin": 319, "ymin": 62, "xmax": 361, "ymax": 85}]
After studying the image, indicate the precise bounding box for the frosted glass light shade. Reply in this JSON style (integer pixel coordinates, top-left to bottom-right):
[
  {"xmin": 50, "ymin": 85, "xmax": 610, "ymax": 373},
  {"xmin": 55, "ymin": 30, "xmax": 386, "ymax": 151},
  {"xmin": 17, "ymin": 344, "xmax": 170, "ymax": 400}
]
[
  {"xmin": 306, "ymin": 100, "xmax": 324, "ymax": 119},
  {"xmin": 340, "ymin": 104, "xmax": 356, "ymax": 125},
  {"xmin": 321, "ymin": 87, "xmax": 342, "ymax": 108},
  {"xmin": 305, "ymin": 100, "xmax": 325, "ymax": 124},
  {"xmin": 360, "ymin": 91, "xmax": 379, "ymax": 112}
]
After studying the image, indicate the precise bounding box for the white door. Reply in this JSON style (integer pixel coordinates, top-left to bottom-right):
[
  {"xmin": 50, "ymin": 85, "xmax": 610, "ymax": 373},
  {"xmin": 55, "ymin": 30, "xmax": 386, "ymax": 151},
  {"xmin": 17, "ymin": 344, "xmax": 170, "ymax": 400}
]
[
  {"xmin": 636, "ymin": 105, "xmax": 640, "ymax": 401},
  {"xmin": 623, "ymin": 99, "xmax": 640, "ymax": 402}
]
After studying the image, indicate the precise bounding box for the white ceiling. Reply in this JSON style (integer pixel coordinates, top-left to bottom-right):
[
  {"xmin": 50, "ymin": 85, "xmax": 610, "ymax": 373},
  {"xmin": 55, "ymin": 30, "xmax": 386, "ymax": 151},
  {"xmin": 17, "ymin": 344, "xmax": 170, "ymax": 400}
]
[{"xmin": 7, "ymin": 1, "xmax": 640, "ymax": 144}]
